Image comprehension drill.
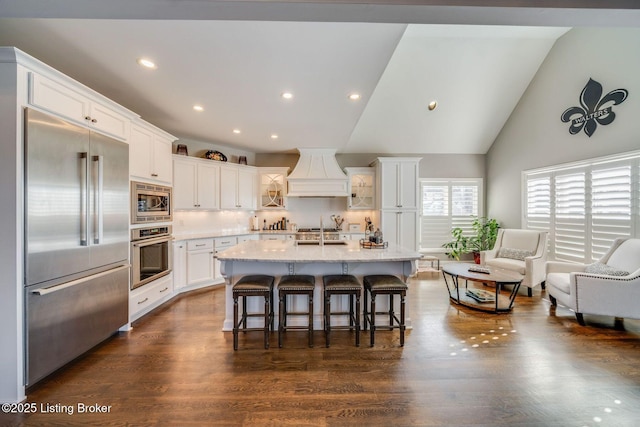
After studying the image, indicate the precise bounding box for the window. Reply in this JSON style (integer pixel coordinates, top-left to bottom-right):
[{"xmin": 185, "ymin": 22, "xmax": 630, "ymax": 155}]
[
  {"xmin": 523, "ymin": 151, "xmax": 640, "ymax": 263},
  {"xmin": 420, "ymin": 179, "xmax": 483, "ymax": 251}
]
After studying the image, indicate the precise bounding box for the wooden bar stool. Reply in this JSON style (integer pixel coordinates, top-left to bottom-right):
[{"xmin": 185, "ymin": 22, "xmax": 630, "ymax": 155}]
[
  {"xmin": 363, "ymin": 275, "xmax": 408, "ymax": 347},
  {"xmin": 232, "ymin": 274, "xmax": 275, "ymax": 350},
  {"xmin": 323, "ymin": 274, "xmax": 362, "ymax": 348},
  {"xmin": 278, "ymin": 275, "xmax": 315, "ymax": 348}
]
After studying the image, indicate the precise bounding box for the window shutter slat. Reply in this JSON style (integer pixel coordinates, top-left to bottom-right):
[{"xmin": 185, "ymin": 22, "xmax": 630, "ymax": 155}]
[{"xmin": 420, "ymin": 179, "xmax": 481, "ymax": 251}]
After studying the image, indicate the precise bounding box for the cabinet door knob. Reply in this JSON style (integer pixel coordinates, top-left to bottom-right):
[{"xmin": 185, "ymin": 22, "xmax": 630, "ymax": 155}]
[
  {"xmin": 151, "ymin": 173, "xmax": 158, "ymax": 177},
  {"xmin": 91, "ymin": 118, "xmax": 97, "ymax": 123}
]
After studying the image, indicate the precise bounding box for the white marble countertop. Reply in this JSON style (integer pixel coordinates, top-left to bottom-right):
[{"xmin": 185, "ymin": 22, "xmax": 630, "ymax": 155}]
[
  {"xmin": 216, "ymin": 240, "xmax": 421, "ymax": 263},
  {"xmin": 172, "ymin": 230, "xmax": 365, "ymax": 241},
  {"xmin": 173, "ymin": 230, "xmax": 263, "ymax": 241}
]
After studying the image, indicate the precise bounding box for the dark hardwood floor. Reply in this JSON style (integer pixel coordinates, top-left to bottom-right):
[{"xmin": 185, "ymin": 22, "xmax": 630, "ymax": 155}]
[{"xmin": 4, "ymin": 272, "xmax": 640, "ymax": 426}]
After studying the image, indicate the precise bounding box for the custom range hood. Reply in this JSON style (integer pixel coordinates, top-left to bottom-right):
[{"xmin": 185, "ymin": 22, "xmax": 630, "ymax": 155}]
[{"xmin": 287, "ymin": 148, "xmax": 349, "ymax": 197}]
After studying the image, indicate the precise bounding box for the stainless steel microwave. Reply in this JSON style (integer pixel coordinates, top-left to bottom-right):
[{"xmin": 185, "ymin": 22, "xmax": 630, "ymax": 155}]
[{"xmin": 131, "ymin": 181, "xmax": 172, "ymax": 224}]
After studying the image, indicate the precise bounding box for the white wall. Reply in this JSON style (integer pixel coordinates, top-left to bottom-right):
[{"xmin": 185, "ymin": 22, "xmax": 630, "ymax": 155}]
[{"xmin": 486, "ymin": 27, "xmax": 640, "ymax": 228}]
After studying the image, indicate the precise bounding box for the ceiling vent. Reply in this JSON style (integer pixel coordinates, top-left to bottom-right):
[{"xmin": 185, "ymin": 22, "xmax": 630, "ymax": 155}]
[{"xmin": 287, "ymin": 148, "xmax": 349, "ymax": 197}]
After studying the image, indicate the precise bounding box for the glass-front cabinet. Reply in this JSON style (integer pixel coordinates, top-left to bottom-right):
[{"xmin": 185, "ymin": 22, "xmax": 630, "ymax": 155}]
[
  {"xmin": 345, "ymin": 167, "xmax": 375, "ymax": 210},
  {"xmin": 258, "ymin": 167, "xmax": 289, "ymax": 210}
]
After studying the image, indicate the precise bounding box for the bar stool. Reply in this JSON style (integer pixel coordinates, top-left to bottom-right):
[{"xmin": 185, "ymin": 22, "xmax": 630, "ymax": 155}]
[
  {"xmin": 363, "ymin": 275, "xmax": 408, "ymax": 347},
  {"xmin": 323, "ymin": 274, "xmax": 362, "ymax": 347},
  {"xmin": 232, "ymin": 274, "xmax": 275, "ymax": 351},
  {"xmin": 278, "ymin": 275, "xmax": 315, "ymax": 348}
]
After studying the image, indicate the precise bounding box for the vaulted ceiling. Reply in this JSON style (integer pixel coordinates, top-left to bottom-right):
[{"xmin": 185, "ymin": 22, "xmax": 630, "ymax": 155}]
[{"xmin": 0, "ymin": 1, "xmax": 637, "ymax": 155}]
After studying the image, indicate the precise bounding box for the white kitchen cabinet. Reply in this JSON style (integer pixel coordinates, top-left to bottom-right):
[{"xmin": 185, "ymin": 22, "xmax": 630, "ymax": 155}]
[
  {"xmin": 238, "ymin": 234, "xmax": 260, "ymax": 243},
  {"xmin": 214, "ymin": 237, "xmax": 238, "ymax": 281},
  {"xmin": 220, "ymin": 164, "xmax": 257, "ymax": 210},
  {"xmin": 380, "ymin": 210, "xmax": 419, "ymax": 251},
  {"xmin": 173, "ymin": 241, "xmax": 187, "ymax": 291},
  {"xmin": 373, "ymin": 157, "xmax": 421, "ymax": 251},
  {"xmin": 260, "ymin": 234, "xmax": 292, "ymax": 241},
  {"xmin": 375, "ymin": 158, "xmax": 420, "ymax": 210},
  {"xmin": 258, "ymin": 167, "xmax": 289, "ymax": 210},
  {"xmin": 345, "ymin": 167, "xmax": 375, "ymax": 210},
  {"xmin": 129, "ymin": 274, "xmax": 174, "ymax": 321},
  {"xmin": 173, "ymin": 156, "xmax": 220, "ymax": 210},
  {"xmin": 29, "ymin": 72, "xmax": 132, "ymax": 141},
  {"xmin": 339, "ymin": 233, "xmax": 365, "ymax": 241},
  {"xmin": 129, "ymin": 121, "xmax": 175, "ymax": 184},
  {"xmin": 186, "ymin": 239, "xmax": 215, "ymax": 287}
]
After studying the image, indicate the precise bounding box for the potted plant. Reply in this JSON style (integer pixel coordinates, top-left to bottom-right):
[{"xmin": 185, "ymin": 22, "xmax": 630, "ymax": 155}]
[{"xmin": 442, "ymin": 217, "xmax": 500, "ymax": 263}]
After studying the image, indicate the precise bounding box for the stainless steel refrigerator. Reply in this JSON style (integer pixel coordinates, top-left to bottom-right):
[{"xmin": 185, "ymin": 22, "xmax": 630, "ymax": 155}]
[{"xmin": 24, "ymin": 108, "xmax": 130, "ymax": 386}]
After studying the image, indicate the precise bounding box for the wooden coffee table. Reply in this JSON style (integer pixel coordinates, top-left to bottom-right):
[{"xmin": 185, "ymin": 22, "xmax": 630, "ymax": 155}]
[{"xmin": 442, "ymin": 262, "xmax": 523, "ymax": 313}]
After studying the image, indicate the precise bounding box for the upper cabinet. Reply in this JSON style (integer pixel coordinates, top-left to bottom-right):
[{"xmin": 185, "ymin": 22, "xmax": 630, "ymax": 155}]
[
  {"xmin": 29, "ymin": 72, "xmax": 132, "ymax": 141},
  {"xmin": 173, "ymin": 156, "xmax": 220, "ymax": 210},
  {"xmin": 374, "ymin": 158, "xmax": 420, "ymax": 211},
  {"xmin": 129, "ymin": 121, "xmax": 175, "ymax": 185},
  {"xmin": 220, "ymin": 164, "xmax": 257, "ymax": 210},
  {"xmin": 258, "ymin": 167, "xmax": 289, "ymax": 210},
  {"xmin": 345, "ymin": 167, "xmax": 375, "ymax": 210}
]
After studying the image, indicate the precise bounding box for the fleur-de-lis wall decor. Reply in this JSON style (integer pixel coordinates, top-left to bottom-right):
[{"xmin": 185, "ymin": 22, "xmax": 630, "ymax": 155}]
[{"xmin": 561, "ymin": 78, "xmax": 628, "ymax": 137}]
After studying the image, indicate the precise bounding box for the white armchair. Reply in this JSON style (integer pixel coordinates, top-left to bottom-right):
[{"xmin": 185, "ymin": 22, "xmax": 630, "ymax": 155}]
[
  {"xmin": 546, "ymin": 238, "xmax": 640, "ymax": 327},
  {"xmin": 480, "ymin": 229, "xmax": 548, "ymax": 297}
]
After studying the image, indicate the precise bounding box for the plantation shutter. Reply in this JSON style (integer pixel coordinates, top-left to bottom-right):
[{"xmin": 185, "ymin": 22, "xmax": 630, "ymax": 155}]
[
  {"xmin": 525, "ymin": 175, "xmax": 551, "ymax": 233},
  {"xmin": 451, "ymin": 183, "xmax": 480, "ymax": 236},
  {"xmin": 523, "ymin": 151, "xmax": 639, "ymax": 262},
  {"xmin": 554, "ymin": 169, "xmax": 586, "ymax": 263},
  {"xmin": 590, "ymin": 161, "xmax": 632, "ymax": 260},
  {"xmin": 420, "ymin": 183, "xmax": 449, "ymax": 249},
  {"xmin": 420, "ymin": 179, "xmax": 481, "ymax": 250}
]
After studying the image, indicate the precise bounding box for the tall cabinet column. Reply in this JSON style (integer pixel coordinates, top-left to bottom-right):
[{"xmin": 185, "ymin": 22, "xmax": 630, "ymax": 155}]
[{"xmin": 372, "ymin": 157, "xmax": 421, "ymax": 251}]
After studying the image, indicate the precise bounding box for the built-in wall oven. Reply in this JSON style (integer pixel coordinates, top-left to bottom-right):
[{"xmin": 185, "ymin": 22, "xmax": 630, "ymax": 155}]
[
  {"xmin": 131, "ymin": 225, "xmax": 172, "ymax": 290},
  {"xmin": 131, "ymin": 181, "xmax": 172, "ymax": 224}
]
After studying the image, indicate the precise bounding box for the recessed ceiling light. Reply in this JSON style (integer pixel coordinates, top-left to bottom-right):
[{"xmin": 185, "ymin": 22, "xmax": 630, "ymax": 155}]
[
  {"xmin": 270, "ymin": 134, "xmax": 279, "ymax": 140},
  {"xmin": 233, "ymin": 129, "xmax": 241, "ymax": 134},
  {"xmin": 428, "ymin": 101, "xmax": 438, "ymax": 111},
  {"xmin": 137, "ymin": 58, "xmax": 157, "ymax": 69},
  {"xmin": 348, "ymin": 93, "xmax": 361, "ymax": 101},
  {"xmin": 281, "ymin": 92, "xmax": 293, "ymax": 100},
  {"xmin": 193, "ymin": 105, "xmax": 204, "ymax": 112}
]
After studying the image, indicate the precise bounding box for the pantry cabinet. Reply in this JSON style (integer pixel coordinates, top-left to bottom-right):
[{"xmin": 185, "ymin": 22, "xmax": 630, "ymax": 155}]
[
  {"xmin": 376, "ymin": 158, "xmax": 419, "ymax": 210},
  {"xmin": 372, "ymin": 157, "xmax": 421, "ymax": 251},
  {"xmin": 173, "ymin": 156, "xmax": 220, "ymax": 210},
  {"xmin": 130, "ymin": 122, "xmax": 175, "ymax": 185},
  {"xmin": 220, "ymin": 164, "xmax": 257, "ymax": 210},
  {"xmin": 380, "ymin": 210, "xmax": 419, "ymax": 251}
]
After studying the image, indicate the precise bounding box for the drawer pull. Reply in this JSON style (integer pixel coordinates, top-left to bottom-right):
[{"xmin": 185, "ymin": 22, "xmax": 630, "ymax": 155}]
[
  {"xmin": 137, "ymin": 297, "xmax": 149, "ymax": 305},
  {"xmin": 159, "ymin": 287, "xmax": 169, "ymax": 293}
]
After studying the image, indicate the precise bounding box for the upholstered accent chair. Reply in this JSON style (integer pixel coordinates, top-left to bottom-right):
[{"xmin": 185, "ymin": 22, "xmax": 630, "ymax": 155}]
[
  {"xmin": 480, "ymin": 229, "xmax": 548, "ymax": 297},
  {"xmin": 546, "ymin": 238, "xmax": 640, "ymax": 327}
]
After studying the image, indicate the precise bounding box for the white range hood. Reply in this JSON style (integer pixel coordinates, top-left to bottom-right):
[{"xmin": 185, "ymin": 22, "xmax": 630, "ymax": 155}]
[{"xmin": 287, "ymin": 148, "xmax": 349, "ymax": 197}]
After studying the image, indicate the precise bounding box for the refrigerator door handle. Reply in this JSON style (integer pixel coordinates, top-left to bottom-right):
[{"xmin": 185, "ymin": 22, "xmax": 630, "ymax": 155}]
[
  {"xmin": 80, "ymin": 152, "xmax": 89, "ymax": 246},
  {"xmin": 92, "ymin": 155, "xmax": 104, "ymax": 244},
  {"xmin": 30, "ymin": 264, "xmax": 131, "ymax": 296}
]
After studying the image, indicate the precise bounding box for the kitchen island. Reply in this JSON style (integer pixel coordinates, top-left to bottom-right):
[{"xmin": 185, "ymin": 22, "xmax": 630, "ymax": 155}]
[{"xmin": 217, "ymin": 240, "xmax": 422, "ymax": 331}]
